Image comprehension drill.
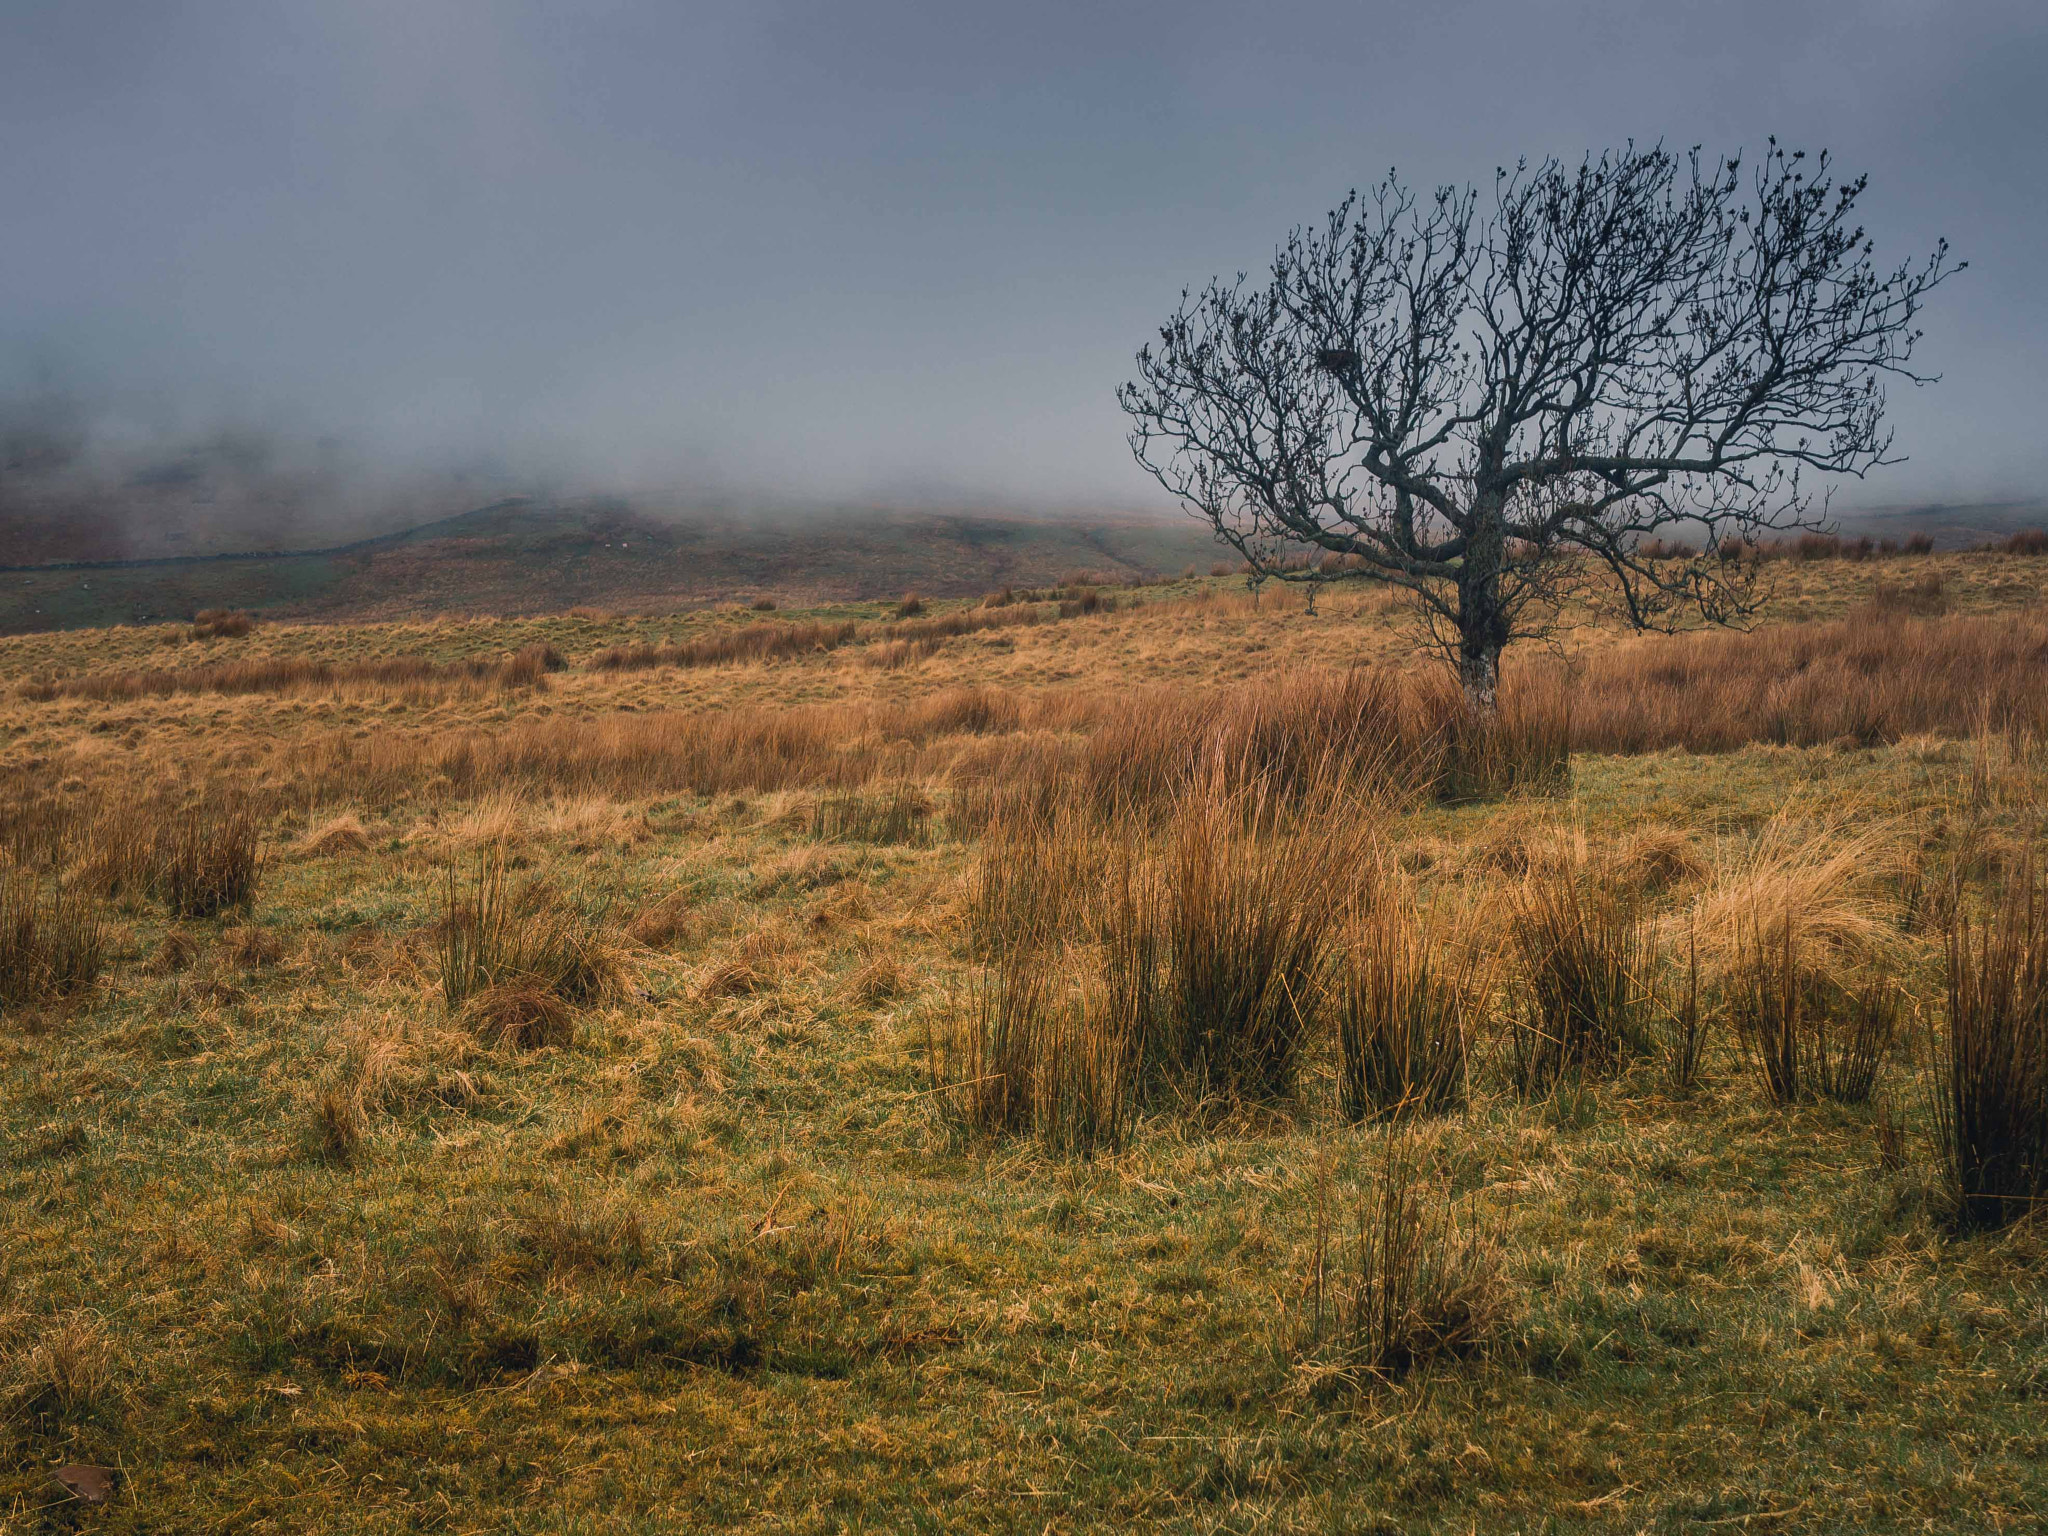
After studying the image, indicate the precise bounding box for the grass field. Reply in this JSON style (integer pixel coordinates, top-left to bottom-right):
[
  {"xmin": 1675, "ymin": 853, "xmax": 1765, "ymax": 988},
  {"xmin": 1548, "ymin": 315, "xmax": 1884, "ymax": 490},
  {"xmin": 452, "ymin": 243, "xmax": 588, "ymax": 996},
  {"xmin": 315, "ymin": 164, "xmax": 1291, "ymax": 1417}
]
[{"xmin": 2, "ymin": 550, "xmax": 2047, "ymax": 1533}]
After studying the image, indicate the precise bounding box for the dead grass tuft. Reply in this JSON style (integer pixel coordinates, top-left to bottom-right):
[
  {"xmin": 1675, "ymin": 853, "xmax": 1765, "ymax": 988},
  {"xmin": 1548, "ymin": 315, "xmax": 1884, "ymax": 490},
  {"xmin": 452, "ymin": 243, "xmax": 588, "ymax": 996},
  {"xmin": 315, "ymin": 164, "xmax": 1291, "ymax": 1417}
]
[
  {"xmin": 1687, "ymin": 806, "xmax": 1907, "ymax": 990},
  {"xmin": 1298, "ymin": 1136, "xmax": 1507, "ymax": 1389},
  {"xmin": 1, "ymin": 1312, "xmax": 120, "ymax": 1428},
  {"xmin": 1508, "ymin": 859, "xmax": 1651, "ymax": 1091},
  {"xmin": 845, "ymin": 951, "xmax": 909, "ymax": 1006},
  {"xmin": 220, "ymin": 923, "xmax": 284, "ymax": 970},
  {"xmin": 295, "ymin": 811, "xmax": 372, "ymax": 858},
  {"xmin": 0, "ymin": 868, "xmax": 105, "ymax": 1014},
  {"xmin": 1337, "ymin": 891, "xmax": 1484, "ymax": 1122},
  {"xmin": 626, "ymin": 890, "xmax": 695, "ymax": 948},
  {"xmin": 438, "ymin": 854, "xmax": 632, "ymax": 1031},
  {"xmin": 698, "ymin": 923, "xmax": 802, "ymax": 1002},
  {"xmin": 1937, "ymin": 863, "xmax": 2048, "ymax": 1231},
  {"xmin": 462, "ymin": 983, "xmax": 576, "ymax": 1051}
]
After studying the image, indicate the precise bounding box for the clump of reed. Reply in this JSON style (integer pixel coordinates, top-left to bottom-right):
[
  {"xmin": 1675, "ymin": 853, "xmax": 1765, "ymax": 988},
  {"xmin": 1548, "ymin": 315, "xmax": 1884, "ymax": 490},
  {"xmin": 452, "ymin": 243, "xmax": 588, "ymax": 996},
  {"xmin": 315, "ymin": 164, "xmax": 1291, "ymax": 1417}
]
[
  {"xmin": 1726, "ymin": 914, "xmax": 1900, "ymax": 1105},
  {"xmin": 1297, "ymin": 1135, "xmax": 1506, "ymax": 1388},
  {"xmin": 21, "ymin": 646, "xmax": 560, "ymax": 704},
  {"xmin": 439, "ymin": 853, "xmax": 632, "ymax": 1047},
  {"xmin": 584, "ymin": 619, "xmax": 858, "ymax": 672},
  {"xmin": 1148, "ymin": 786, "xmax": 1349, "ymax": 1103},
  {"xmin": 1336, "ymin": 891, "xmax": 1485, "ymax": 1122},
  {"xmin": 1936, "ymin": 863, "xmax": 2048, "ymax": 1231},
  {"xmin": 949, "ymin": 776, "xmax": 1369, "ymax": 1136},
  {"xmin": 811, "ymin": 784, "xmax": 932, "ymax": 846},
  {"xmin": 943, "ymin": 950, "xmax": 1144, "ymax": 1155},
  {"xmin": 143, "ymin": 795, "xmax": 266, "ymax": 918},
  {"xmin": 1660, "ymin": 924, "xmax": 1709, "ymax": 1093},
  {"xmin": 0, "ymin": 868, "xmax": 106, "ymax": 1015},
  {"xmin": 1420, "ymin": 674, "xmax": 1573, "ymax": 802},
  {"xmin": 1507, "ymin": 862, "xmax": 1651, "ymax": 1092},
  {"xmin": 1568, "ymin": 606, "xmax": 2048, "ymax": 754}
]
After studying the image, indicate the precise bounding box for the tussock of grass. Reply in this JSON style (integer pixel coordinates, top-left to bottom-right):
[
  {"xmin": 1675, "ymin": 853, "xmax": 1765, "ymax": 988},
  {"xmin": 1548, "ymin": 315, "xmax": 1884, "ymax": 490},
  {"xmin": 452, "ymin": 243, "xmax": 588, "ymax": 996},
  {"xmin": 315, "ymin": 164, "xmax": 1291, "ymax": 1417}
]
[
  {"xmin": 439, "ymin": 854, "xmax": 632, "ymax": 1032},
  {"xmin": 0, "ymin": 1312, "xmax": 119, "ymax": 1430},
  {"xmin": 1686, "ymin": 804, "xmax": 1909, "ymax": 989},
  {"xmin": 0, "ymin": 868, "xmax": 105, "ymax": 1013},
  {"xmin": 1508, "ymin": 858, "xmax": 1651, "ymax": 1091},
  {"xmin": 1938, "ymin": 864, "xmax": 2048, "ymax": 1231},
  {"xmin": 1297, "ymin": 1135, "xmax": 1508, "ymax": 1388},
  {"xmin": 1337, "ymin": 890, "xmax": 1483, "ymax": 1122},
  {"xmin": 294, "ymin": 811, "xmax": 371, "ymax": 858}
]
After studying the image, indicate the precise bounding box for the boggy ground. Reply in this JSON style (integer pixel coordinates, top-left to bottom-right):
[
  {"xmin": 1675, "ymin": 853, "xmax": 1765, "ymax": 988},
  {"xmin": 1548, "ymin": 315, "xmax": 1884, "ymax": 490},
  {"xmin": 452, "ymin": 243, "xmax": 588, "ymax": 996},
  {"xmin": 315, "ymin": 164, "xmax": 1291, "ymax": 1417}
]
[{"xmin": 2, "ymin": 552, "xmax": 2046, "ymax": 1534}]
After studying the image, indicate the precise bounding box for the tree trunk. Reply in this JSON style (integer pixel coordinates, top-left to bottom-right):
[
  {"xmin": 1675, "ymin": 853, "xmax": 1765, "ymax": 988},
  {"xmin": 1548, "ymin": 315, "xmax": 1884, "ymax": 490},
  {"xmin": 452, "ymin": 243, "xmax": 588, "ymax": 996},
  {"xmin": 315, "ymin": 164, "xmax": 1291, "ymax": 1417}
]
[
  {"xmin": 1459, "ymin": 641, "xmax": 1500, "ymax": 713},
  {"xmin": 1457, "ymin": 492, "xmax": 1509, "ymax": 715}
]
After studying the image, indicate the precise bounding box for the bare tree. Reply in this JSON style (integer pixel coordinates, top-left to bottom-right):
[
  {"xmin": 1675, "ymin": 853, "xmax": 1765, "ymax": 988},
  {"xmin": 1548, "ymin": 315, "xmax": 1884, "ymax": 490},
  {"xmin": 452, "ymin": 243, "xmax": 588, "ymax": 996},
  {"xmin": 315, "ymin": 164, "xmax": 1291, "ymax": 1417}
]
[{"xmin": 1119, "ymin": 143, "xmax": 1959, "ymax": 708}]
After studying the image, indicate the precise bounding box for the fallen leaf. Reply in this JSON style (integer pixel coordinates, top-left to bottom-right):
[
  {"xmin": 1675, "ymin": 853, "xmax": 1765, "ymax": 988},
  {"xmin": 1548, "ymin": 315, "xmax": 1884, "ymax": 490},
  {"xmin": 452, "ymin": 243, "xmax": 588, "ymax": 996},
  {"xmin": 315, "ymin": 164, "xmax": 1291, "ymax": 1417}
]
[{"xmin": 52, "ymin": 1465, "xmax": 117, "ymax": 1504}]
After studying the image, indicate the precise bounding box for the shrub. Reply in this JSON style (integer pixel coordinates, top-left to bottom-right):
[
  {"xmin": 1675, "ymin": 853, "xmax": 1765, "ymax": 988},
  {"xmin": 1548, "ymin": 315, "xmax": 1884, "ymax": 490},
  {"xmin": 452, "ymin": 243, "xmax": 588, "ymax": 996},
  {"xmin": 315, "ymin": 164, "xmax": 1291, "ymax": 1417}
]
[
  {"xmin": 1297, "ymin": 1136, "xmax": 1506, "ymax": 1387},
  {"xmin": 2000, "ymin": 528, "xmax": 2048, "ymax": 556},
  {"xmin": 0, "ymin": 869, "xmax": 105, "ymax": 1013},
  {"xmin": 1337, "ymin": 895, "xmax": 1482, "ymax": 1122},
  {"xmin": 1793, "ymin": 532, "xmax": 1842, "ymax": 561},
  {"xmin": 1903, "ymin": 531, "xmax": 1936, "ymax": 556},
  {"xmin": 894, "ymin": 592, "xmax": 925, "ymax": 619},
  {"xmin": 190, "ymin": 608, "xmax": 254, "ymax": 639},
  {"xmin": 1508, "ymin": 867, "xmax": 1649, "ymax": 1091},
  {"xmin": 1936, "ymin": 868, "xmax": 2048, "ymax": 1231},
  {"xmin": 750, "ymin": 597, "xmax": 777, "ymax": 611}
]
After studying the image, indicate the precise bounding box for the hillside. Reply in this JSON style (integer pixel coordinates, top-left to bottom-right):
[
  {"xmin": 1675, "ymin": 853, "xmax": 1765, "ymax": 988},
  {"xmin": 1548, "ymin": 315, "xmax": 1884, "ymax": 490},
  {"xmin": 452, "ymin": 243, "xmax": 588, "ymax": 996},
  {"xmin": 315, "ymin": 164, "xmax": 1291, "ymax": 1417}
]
[
  {"xmin": 0, "ymin": 498, "xmax": 1228, "ymax": 634},
  {"xmin": 2, "ymin": 489, "xmax": 2042, "ymax": 637}
]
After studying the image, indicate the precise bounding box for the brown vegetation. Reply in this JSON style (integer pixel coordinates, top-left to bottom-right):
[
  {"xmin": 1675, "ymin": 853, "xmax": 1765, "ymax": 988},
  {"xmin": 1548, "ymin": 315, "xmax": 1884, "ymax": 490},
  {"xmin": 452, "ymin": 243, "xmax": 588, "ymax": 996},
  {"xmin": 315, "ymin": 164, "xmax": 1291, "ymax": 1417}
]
[
  {"xmin": 6, "ymin": 553, "xmax": 2048, "ymax": 1529},
  {"xmin": 1337, "ymin": 892, "xmax": 1483, "ymax": 1121},
  {"xmin": 22, "ymin": 643, "xmax": 563, "ymax": 703},
  {"xmin": 1568, "ymin": 607, "xmax": 2048, "ymax": 752},
  {"xmin": 1939, "ymin": 864, "xmax": 2048, "ymax": 1231}
]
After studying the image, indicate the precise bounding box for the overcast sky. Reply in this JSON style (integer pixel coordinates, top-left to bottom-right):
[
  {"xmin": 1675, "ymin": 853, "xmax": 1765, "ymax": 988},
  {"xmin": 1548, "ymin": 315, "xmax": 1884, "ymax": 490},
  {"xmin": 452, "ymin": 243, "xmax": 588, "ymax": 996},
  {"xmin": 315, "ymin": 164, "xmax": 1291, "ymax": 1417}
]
[{"xmin": 3, "ymin": 0, "xmax": 2042, "ymax": 511}]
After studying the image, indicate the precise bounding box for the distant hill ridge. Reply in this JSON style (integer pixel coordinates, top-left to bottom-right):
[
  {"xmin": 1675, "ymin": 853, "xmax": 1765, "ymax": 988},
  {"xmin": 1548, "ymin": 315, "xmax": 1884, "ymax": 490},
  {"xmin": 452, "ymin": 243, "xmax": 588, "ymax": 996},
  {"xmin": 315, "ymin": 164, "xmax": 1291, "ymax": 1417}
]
[
  {"xmin": 0, "ymin": 494, "xmax": 2037, "ymax": 636},
  {"xmin": 0, "ymin": 497, "xmax": 1228, "ymax": 634}
]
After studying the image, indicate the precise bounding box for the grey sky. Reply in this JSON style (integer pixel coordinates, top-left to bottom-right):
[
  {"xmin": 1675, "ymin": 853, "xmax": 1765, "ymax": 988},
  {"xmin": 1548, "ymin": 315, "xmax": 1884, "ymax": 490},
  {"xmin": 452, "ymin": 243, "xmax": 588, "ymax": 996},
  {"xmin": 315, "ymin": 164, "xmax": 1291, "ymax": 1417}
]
[{"xmin": 4, "ymin": 0, "xmax": 2042, "ymax": 510}]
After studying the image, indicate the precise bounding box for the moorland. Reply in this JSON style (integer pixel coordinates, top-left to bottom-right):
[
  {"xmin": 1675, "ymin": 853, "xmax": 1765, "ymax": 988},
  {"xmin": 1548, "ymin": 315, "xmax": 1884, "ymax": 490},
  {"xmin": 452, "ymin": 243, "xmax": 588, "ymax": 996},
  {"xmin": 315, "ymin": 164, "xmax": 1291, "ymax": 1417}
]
[{"xmin": 2, "ymin": 539, "xmax": 2047, "ymax": 1533}]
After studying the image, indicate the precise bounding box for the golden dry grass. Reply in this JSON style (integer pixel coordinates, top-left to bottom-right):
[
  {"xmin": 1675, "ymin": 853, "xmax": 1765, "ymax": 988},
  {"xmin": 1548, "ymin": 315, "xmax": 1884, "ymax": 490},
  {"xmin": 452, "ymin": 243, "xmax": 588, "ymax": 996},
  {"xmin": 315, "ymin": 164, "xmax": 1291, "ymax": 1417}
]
[{"xmin": 2, "ymin": 554, "xmax": 2047, "ymax": 1531}]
